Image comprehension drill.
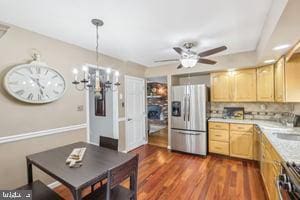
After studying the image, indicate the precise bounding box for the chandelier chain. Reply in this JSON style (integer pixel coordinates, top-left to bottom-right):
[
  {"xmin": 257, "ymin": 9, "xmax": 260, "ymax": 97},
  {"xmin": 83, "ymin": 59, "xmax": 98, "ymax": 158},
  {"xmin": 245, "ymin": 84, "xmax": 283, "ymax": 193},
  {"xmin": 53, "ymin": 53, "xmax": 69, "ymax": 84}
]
[{"xmin": 96, "ymin": 24, "xmax": 99, "ymax": 69}]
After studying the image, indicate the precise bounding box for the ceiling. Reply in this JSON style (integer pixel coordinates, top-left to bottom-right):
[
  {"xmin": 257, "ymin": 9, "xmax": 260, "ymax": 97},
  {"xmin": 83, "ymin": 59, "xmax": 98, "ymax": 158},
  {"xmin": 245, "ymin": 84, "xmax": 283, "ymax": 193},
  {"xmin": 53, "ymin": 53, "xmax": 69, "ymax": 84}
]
[{"xmin": 0, "ymin": 0, "xmax": 276, "ymax": 67}]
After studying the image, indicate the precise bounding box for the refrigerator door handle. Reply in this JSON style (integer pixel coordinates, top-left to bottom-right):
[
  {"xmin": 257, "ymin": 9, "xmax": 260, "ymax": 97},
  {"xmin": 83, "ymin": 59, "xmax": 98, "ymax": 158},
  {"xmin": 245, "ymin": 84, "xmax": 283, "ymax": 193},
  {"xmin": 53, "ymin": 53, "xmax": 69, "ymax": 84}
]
[
  {"xmin": 183, "ymin": 96, "xmax": 186, "ymax": 121},
  {"xmin": 187, "ymin": 95, "xmax": 191, "ymax": 121},
  {"xmin": 173, "ymin": 131, "xmax": 203, "ymax": 135}
]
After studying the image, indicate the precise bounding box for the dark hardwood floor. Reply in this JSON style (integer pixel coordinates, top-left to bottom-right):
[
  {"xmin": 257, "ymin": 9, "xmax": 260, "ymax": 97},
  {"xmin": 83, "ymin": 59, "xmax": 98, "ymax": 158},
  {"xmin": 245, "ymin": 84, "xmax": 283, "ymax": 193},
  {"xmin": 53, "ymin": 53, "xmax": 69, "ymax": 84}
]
[{"xmin": 54, "ymin": 145, "xmax": 266, "ymax": 200}]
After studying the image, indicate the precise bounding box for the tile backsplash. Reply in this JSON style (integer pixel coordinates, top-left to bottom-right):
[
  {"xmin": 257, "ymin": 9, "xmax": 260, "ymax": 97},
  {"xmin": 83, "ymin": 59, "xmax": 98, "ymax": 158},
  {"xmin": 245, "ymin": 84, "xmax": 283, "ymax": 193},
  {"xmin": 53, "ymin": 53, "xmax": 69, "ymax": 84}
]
[{"xmin": 210, "ymin": 102, "xmax": 299, "ymax": 121}]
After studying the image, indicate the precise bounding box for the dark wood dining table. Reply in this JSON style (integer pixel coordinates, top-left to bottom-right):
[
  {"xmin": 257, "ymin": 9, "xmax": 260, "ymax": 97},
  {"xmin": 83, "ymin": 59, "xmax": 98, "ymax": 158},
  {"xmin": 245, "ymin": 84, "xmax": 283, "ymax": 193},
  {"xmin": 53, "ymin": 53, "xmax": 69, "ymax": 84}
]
[{"xmin": 26, "ymin": 142, "xmax": 136, "ymax": 200}]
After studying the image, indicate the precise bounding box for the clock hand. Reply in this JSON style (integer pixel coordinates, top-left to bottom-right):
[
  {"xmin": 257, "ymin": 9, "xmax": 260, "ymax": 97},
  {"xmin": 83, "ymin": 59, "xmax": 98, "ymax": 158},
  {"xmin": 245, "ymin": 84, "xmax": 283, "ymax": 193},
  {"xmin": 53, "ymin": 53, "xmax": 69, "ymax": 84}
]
[
  {"xmin": 31, "ymin": 77, "xmax": 45, "ymax": 89},
  {"xmin": 36, "ymin": 79, "xmax": 45, "ymax": 89}
]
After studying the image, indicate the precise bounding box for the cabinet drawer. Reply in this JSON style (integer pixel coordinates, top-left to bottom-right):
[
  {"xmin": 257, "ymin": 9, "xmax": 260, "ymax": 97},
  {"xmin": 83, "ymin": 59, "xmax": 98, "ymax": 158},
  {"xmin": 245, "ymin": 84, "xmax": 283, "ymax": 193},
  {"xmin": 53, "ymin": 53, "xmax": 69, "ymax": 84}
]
[
  {"xmin": 230, "ymin": 123, "xmax": 253, "ymax": 132},
  {"xmin": 209, "ymin": 122, "xmax": 229, "ymax": 130},
  {"xmin": 230, "ymin": 131, "xmax": 253, "ymax": 136},
  {"xmin": 209, "ymin": 141, "xmax": 229, "ymax": 155},
  {"xmin": 209, "ymin": 129, "xmax": 229, "ymax": 142}
]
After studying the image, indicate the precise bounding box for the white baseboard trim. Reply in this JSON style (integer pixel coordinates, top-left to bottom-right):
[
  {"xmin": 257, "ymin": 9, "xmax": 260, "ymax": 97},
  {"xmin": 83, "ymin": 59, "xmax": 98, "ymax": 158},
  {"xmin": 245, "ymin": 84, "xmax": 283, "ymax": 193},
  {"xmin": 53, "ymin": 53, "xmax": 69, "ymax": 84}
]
[
  {"xmin": 88, "ymin": 141, "xmax": 98, "ymax": 146},
  {"xmin": 0, "ymin": 124, "xmax": 87, "ymax": 144},
  {"xmin": 47, "ymin": 181, "xmax": 61, "ymax": 189},
  {"xmin": 121, "ymin": 150, "xmax": 128, "ymax": 153},
  {"xmin": 167, "ymin": 145, "xmax": 171, "ymax": 150}
]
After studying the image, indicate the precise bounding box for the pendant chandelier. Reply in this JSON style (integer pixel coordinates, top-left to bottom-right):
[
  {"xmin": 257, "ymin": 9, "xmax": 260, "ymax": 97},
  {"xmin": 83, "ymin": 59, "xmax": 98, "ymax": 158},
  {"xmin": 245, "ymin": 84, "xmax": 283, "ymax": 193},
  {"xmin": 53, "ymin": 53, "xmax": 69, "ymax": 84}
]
[{"xmin": 72, "ymin": 19, "xmax": 120, "ymax": 99}]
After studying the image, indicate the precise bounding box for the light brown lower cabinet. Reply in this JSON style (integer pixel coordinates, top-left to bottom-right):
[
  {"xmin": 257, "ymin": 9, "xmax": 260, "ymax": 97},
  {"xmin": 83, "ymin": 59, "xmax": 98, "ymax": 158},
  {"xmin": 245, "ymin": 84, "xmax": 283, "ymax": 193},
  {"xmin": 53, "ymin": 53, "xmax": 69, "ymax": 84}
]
[
  {"xmin": 208, "ymin": 122, "xmax": 283, "ymax": 200},
  {"xmin": 261, "ymin": 134, "xmax": 282, "ymax": 200},
  {"xmin": 229, "ymin": 132, "xmax": 253, "ymax": 159},
  {"xmin": 209, "ymin": 140, "xmax": 229, "ymax": 155}
]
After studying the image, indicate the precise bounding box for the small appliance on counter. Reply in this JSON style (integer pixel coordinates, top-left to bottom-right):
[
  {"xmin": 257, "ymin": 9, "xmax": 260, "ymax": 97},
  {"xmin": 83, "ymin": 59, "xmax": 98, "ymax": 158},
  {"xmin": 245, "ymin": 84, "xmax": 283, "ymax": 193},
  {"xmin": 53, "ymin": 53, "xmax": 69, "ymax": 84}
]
[
  {"xmin": 293, "ymin": 115, "xmax": 300, "ymax": 127},
  {"xmin": 223, "ymin": 107, "xmax": 244, "ymax": 120}
]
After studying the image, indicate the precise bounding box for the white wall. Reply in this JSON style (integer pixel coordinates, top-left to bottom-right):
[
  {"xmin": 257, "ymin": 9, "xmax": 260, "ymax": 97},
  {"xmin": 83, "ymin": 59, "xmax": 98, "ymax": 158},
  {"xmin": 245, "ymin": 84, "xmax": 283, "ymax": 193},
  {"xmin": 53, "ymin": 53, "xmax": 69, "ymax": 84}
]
[{"xmin": 178, "ymin": 74, "xmax": 210, "ymax": 86}]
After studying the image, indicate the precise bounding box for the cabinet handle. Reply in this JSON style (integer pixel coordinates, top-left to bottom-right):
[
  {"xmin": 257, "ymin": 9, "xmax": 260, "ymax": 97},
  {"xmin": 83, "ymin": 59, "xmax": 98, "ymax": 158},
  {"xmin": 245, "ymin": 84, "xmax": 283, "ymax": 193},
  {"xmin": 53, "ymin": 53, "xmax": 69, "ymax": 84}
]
[{"xmin": 214, "ymin": 134, "xmax": 222, "ymax": 137}]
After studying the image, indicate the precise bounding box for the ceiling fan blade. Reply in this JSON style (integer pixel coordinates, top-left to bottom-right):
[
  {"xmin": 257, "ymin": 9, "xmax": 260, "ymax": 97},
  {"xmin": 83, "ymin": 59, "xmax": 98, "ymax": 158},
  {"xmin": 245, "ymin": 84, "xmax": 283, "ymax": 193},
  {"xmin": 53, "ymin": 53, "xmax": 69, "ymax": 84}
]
[
  {"xmin": 154, "ymin": 59, "xmax": 179, "ymax": 63},
  {"xmin": 177, "ymin": 64, "xmax": 183, "ymax": 69},
  {"xmin": 173, "ymin": 47, "xmax": 183, "ymax": 55},
  {"xmin": 198, "ymin": 58, "xmax": 217, "ymax": 65},
  {"xmin": 198, "ymin": 46, "xmax": 227, "ymax": 57}
]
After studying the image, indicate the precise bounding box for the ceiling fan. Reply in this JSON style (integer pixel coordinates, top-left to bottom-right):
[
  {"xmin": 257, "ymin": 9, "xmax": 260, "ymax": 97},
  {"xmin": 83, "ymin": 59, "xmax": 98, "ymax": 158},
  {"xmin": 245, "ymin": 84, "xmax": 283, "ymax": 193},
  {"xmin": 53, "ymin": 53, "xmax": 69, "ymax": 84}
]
[{"xmin": 154, "ymin": 42, "xmax": 227, "ymax": 69}]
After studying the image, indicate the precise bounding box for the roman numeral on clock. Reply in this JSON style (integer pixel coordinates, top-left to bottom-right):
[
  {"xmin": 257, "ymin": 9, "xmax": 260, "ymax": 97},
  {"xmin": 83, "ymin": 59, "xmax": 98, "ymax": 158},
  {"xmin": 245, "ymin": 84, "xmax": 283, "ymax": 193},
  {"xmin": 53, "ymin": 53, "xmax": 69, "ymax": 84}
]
[
  {"xmin": 27, "ymin": 93, "xmax": 33, "ymax": 100},
  {"xmin": 15, "ymin": 90, "xmax": 25, "ymax": 96}
]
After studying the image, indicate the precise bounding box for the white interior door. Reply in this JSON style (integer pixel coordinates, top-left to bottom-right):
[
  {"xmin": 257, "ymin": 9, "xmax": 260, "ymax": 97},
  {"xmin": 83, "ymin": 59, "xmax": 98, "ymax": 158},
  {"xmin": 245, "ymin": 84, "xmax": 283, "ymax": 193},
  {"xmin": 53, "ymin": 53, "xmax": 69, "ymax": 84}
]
[{"xmin": 125, "ymin": 76, "xmax": 146, "ymax": 151}]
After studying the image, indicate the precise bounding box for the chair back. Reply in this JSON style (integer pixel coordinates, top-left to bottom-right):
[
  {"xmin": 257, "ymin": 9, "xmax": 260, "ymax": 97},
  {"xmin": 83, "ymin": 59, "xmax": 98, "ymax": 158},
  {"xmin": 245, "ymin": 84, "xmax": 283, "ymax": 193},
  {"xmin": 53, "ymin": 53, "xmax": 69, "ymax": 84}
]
[
  {"xmin": 99, "ymin": 136, "xmax": 118, "ymax": 151},
  {"xmin": 106, "ymin": 154, "xmax": 139, "ymax": 199}
]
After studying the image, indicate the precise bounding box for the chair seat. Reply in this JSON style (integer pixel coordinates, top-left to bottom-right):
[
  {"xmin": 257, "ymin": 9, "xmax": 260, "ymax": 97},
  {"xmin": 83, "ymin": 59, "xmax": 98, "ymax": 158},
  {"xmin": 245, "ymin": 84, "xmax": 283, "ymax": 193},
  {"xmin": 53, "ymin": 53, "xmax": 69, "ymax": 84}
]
[
  {"xmin": 16, "ymin": 180, "xmax": 63, "ymax": 200},
  {"xmin": 83, "ymin": 184, "xmax": 133, "ymax": 200}
]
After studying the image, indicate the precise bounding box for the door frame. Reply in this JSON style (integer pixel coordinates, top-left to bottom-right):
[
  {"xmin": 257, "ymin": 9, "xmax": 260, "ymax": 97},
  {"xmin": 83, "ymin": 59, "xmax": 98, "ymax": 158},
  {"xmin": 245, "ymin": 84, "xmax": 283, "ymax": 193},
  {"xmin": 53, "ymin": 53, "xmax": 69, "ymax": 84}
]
[
  {"xmin": 146, "ymin": 75, "xmax": 171, "ymax": 149},
  {"xmin": 124, "ymin": 75, "xmax": 146, "ymax": 151},
  {"xmin": 84, "ymin": 64, "xmax": 119, "ymax": 144}
]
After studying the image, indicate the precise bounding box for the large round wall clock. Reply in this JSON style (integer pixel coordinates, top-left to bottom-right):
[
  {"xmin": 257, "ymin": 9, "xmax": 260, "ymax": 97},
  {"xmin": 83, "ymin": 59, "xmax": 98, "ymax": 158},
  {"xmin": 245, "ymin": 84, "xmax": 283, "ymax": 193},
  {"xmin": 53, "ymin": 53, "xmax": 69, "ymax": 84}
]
[{"xmin": 4, "ymin": 56, "xmax": 66, "ymax": 104}]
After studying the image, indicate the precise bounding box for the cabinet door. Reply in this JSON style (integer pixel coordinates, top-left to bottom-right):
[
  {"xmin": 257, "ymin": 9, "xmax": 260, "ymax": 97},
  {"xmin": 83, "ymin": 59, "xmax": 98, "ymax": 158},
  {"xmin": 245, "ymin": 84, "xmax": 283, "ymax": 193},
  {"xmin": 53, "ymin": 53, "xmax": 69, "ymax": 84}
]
[
  {"xmin": 230, "ymin": 132, "xmax": 253, "ymax": 159},
  {"xmin": 285, "ymin": 53, "xmax": 300, "ymax": 102},
  {"xmin": 253, "ymin": 128, "xmax": 260, "ymax": 161},
  {"xmin": 257, "ymin": 65, "xmax": 274, "ymax": 102},
  {"xmin": 232, "ymin": 69, "xmax": 257, "ymax": 102},
  {"xmin": 274, "ymin": 57, "xmax": 285, "ymax": 102},
  {"xmin": 210, "ymin": 72, "xmax": 231, "ymax": 102}
]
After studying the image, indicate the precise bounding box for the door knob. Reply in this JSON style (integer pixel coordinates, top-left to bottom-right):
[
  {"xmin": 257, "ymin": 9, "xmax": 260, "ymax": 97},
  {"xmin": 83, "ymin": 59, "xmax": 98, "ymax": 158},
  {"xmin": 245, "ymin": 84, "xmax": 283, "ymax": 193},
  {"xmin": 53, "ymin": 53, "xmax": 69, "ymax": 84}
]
[{"xmin": 127, "ymin": 118, "xmax": 133, "ymax": 121}]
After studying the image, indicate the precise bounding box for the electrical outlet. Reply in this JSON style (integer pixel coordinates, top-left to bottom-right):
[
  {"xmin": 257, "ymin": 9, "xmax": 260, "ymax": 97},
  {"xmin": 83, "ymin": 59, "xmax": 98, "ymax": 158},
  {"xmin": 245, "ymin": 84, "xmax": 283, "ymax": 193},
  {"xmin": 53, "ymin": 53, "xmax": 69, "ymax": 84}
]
[{"xmin": 77, "ymin": 105, "xmax": 84, "ymax": 111}]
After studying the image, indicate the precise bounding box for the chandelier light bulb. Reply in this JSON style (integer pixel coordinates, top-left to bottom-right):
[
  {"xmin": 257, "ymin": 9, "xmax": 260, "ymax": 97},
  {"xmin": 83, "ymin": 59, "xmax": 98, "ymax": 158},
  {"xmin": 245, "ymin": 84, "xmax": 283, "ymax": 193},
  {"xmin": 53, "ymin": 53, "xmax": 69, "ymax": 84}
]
[
  {"xmin": 115, "ymin": 71, "xmax": 120, "ymax": 82},
  {"xmin": 72, "ymin": 68, "xmax": 79, "ymax": 82},
  {"xmin": 72, "ymin": 68, "xmax": 78, "ymax": 74},
  {"xmin": 82, "ymin": 66, "xmax": 88, "ymax": 72}
]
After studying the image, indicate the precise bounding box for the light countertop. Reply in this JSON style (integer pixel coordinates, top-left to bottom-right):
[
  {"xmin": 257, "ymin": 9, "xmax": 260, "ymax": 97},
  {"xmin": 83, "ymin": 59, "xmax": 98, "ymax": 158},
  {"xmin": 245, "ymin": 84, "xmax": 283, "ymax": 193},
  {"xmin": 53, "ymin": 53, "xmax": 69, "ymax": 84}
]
[{"xmin": 209, "ymin": 118, "xmax": 300, "ymax": 163}]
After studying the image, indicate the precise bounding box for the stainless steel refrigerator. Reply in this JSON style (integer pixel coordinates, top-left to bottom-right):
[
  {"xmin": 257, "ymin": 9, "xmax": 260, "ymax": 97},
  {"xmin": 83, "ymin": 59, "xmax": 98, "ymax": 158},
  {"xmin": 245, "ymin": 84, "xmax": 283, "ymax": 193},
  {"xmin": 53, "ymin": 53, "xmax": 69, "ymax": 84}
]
[{"xmin": 171, "ymin": 84, "xmax": 208, "ymax": 155}]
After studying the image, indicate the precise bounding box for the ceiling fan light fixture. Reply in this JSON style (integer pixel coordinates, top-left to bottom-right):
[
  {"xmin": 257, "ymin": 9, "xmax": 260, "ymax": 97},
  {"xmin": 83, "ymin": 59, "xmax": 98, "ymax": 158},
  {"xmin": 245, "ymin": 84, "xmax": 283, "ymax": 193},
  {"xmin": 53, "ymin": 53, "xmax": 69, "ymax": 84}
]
[{"xmin": 180, "ymin": 58, "xmax": 198, "ymax": 68}]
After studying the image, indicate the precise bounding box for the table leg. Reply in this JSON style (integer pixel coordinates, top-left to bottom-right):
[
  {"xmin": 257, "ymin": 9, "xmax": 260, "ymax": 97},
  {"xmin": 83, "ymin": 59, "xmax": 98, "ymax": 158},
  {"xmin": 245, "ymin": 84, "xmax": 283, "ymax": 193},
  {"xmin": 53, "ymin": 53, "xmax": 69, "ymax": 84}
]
[
  {"xmin": 71, "ymin": 189, "xmax": 81, "ymax": 200},
  {"xmin": 26, "ymin": 158, "xmax": 33, "ymax": 184}
]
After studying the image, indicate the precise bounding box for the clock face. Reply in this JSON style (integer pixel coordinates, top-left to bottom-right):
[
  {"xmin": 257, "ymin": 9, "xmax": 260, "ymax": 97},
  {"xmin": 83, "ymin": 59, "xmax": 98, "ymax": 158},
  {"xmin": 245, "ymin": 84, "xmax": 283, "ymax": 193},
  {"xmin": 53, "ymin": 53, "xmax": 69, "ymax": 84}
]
[{"xmin": 4, "ymin": 63, "xmax": 66, "ymax": 103}]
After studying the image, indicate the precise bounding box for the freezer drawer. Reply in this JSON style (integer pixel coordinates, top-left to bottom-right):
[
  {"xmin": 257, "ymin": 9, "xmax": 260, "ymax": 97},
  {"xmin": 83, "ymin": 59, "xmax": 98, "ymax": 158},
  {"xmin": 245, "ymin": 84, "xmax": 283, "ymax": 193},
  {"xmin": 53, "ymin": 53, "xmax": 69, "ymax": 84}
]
[{"xmin": 171, "ymin": 129, "xmax": 207, "ymax": 155}]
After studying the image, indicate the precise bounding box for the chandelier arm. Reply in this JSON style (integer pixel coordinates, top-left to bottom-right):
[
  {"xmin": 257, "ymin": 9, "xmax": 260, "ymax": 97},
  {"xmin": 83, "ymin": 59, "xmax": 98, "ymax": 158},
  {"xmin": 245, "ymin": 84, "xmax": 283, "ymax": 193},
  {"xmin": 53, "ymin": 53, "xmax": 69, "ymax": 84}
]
[{"xmin": 75, "ymin": 84, "xmax": 87, "ymax": 91}]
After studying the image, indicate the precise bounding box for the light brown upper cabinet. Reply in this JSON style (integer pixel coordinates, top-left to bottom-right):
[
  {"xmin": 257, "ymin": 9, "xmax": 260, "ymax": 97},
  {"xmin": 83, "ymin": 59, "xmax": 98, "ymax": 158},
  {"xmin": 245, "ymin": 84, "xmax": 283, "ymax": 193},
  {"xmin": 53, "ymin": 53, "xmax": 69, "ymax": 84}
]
[
  {"xmin": 211, "ymin": 69, "xmax": 256, "ymax": 102},
  {"xmin": 231, "ymin": 69, "xmax": 257, "ymax": 102},
  {"xmin": 274, "ymin": 57, "xmax": 285, "ymax": 102},
  {"xmin": 210, "ymin": 72, "xmax": 231, "ymax": 102},
  {"xmin": 257, "ymin": 65, "xmax": 274, "ymax": 102},
  {"xmin": 285, "ymin": 53, "xmax": 300, "ymax": 102}
]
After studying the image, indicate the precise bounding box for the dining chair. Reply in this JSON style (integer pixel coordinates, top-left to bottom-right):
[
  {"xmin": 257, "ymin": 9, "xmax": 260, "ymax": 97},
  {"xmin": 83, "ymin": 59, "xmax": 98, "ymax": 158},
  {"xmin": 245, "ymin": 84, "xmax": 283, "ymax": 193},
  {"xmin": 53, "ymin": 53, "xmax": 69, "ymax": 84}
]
[
  {"xmin": 91, "ymin": 136, "xmax": 119, "ymax": 192},
  {"xmin": 99, "ymin": 136, "xmax": 119, "ymax": 151},
  {"xmin": 16, "ymin": 180, "xmax": 63, "ymax": 200},
  {"xmin": 84, "ymin": 154, "xmax": 139, "ymax": 200}
]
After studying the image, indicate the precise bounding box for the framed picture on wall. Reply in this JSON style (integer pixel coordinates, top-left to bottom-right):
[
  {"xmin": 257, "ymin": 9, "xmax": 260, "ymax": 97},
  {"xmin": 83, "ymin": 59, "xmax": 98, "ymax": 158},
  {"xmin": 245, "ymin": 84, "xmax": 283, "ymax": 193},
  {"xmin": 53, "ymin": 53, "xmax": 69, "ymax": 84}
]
[{"xmin": 95, "ymin": 82, "xmax": 106, "ymax": 116}]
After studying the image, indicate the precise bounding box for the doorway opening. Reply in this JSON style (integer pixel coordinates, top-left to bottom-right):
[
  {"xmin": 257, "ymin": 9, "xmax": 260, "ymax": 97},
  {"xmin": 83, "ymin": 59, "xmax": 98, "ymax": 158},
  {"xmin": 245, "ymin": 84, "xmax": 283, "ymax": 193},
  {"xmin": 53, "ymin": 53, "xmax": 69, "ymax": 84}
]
[
  {"xmin": 85, "ymin": 64, "xmax": 119, "ymax": 146},
  {"xmin": 147, "ymin": 76, "xmax": 168, "ymax": 148}
]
